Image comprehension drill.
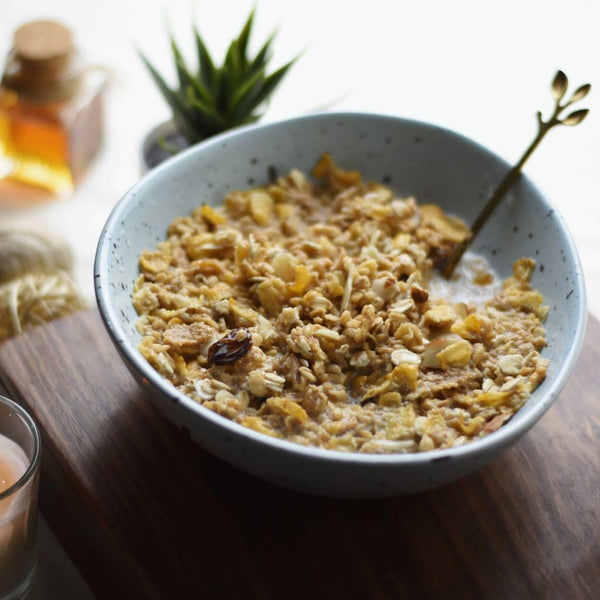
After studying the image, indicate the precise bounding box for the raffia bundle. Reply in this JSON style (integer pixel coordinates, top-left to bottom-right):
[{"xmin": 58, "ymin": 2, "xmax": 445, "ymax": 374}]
[{"xmin": 0, "ymin": 228, "xmax": 87, "ymax": 339}]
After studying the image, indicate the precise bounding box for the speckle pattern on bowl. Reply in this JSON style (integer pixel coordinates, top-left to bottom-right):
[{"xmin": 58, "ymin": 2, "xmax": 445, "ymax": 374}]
[{"xmin": 95, "ymin": 112, "xmax": 586, "ymax": 497}]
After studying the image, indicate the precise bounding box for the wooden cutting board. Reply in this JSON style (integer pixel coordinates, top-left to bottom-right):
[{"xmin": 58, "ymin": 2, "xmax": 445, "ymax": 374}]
[{"xmin": 0, "ymin": 308, "xmax": 598, "ymax": 599}]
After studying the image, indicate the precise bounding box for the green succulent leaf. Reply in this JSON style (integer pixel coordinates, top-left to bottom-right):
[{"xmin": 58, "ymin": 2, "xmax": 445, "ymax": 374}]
[
  {"xmin": 235, "ymin": 9, "xmax": 254, "ymax": 67},
  {"xmin": 247, "ymin": 32, "xmax": 275, "ymax": 77},
  {"xmin": 229, "ymin": 66, "xmax": 267, "ymax": 119},
  {"xmin": 231, "ymin": 57, "xmax": 296, "ymax": 126},
  {"xmin": 172, "ymin": 44, "xmax": 213, "ymax": 107},
  {"xmin": 215, "ymin": 67, "xmax": 231, "ymax": 118},
  {"xmin": 138, "ymin": 51, "xmax": 199, "ymax": 141},
  {"xmin": 140, "ymin": 8, "xmax": 298, "ymax": 145},
  {"xmin": 250, "ymin": 57, "xmax": 297, "ymax": 108},
  {"xmin": 170, "ymin": 38, "xmax": 189, "ymax": 91},
  {"xmin": 194, "ymin": 30, "xmax": 217, "ymax": 94},
  {"xmin": 186, "ymin": 89, "xmax": 227, "ymax": 139},
  {"xmin": 224, "ymin": 39, "xmax": 242, "ymax": 88}
]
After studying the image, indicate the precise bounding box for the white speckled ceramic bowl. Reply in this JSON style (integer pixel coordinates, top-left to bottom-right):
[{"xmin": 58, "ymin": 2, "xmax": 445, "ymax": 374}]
[{"xmin": 95, "ymin": 112, "xmax": 586, "ymax": 498}]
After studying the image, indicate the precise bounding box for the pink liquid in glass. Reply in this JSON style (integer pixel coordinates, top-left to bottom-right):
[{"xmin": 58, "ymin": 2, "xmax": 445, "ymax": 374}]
[{"xmin": 0, "ymin": 432, "xmax": 37, "ymax": 599}]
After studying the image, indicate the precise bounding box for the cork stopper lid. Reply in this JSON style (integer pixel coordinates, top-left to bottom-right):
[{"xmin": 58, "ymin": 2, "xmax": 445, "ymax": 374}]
[
  {"xmin": 2, "ymin": 20, "xmax": 82, "ymax": 98},
  {"xmin": 14, "ymin": 20, "xmax": 73, "ymax": 73}
]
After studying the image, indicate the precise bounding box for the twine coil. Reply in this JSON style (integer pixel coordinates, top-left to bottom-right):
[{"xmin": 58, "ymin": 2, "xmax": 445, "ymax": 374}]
[{"xmin": 0, "ymin": 227, "xmax": 87, "ymax": 339}]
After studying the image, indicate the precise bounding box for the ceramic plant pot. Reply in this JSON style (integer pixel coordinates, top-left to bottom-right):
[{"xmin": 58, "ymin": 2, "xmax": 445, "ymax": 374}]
[{"xmin": 140, "ymin": 119, "xmax": 192, "ymax": 173}]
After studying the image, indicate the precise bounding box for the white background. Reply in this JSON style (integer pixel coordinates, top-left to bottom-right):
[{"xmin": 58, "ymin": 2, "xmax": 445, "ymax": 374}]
[{"xmin": 1, "ymin": 1, "xmax": 598, "ymax": 596}]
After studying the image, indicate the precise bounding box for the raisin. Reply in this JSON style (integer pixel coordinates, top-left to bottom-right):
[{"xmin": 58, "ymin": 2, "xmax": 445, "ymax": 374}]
[{"xmin": 207, "ymin": 328, "xmax": 253, "ymax": 365}]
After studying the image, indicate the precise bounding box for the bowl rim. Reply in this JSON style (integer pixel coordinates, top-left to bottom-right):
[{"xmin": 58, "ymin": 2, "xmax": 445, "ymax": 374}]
[{"xmin": 95, "ymin": 110, "xmax": 587, "ymax": 466}]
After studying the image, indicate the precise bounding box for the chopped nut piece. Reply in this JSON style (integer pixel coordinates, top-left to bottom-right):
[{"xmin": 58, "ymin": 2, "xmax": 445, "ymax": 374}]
[
  {"xmin": 410, "ymin": 285, "xmax": 429, "ymax": 304},
  {"xmin": 390, "ymin": 348, "xmax": 421, "ymax": 366},
  {"xmin": 372, "ymin": 276, "xmax": 399, "ymax": 302},
  {"xmin": 349, "ymin": 351, "xmax": 370, "ymax": 368}
]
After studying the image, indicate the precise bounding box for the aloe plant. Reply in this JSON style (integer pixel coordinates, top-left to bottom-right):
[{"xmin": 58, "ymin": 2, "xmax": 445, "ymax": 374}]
[{"xmin": 139, "ymin": 9, "xmax": 297, "ymax": 145}]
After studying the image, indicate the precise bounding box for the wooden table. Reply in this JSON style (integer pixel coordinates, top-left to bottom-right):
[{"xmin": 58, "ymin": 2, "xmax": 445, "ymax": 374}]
[{"xmin": 0, "ymin": 308, "xmax": 598, "ymax": 599}]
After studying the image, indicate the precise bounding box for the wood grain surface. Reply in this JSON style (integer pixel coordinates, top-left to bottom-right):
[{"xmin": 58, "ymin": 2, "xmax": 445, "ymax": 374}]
[{"xmin": 0, "ymin": 308, "xmax": 598, "ymax": 599}]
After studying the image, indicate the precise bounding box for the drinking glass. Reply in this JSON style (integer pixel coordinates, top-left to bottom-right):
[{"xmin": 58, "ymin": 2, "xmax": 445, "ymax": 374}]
[{"xmin": 0, "ymin": 395, "xmax": 41, "ymax": 600}]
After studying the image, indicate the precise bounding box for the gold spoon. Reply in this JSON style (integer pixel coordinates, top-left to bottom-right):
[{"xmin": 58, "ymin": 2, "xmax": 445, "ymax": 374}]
[{"xmin": 443, "ymin": 70, "xmax": 591, "ymax": 279}]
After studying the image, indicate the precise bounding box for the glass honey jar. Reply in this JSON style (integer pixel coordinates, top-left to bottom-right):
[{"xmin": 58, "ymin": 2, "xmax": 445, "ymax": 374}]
[{"xmin": 0, "ymin": 20, "xmax": 107, "ymax": 198}]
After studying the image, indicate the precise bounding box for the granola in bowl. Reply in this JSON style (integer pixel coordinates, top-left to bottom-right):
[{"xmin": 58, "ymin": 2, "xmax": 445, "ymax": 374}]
[{"xmin": 133, "ymin": 154, "xmax": 549, "ymax": 454}]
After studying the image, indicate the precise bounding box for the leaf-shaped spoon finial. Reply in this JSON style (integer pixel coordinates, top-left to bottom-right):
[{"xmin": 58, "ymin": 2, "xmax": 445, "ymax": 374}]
[{"xmin": 443, "ymin": 70, "xmax": 591, "ymax": 279}]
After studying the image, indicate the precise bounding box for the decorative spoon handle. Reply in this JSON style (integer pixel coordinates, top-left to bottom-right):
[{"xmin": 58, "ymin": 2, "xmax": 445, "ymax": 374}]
[{"xmin": 443, "ymin": 70, "xmax": 591, "ymax": 279}]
